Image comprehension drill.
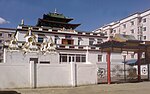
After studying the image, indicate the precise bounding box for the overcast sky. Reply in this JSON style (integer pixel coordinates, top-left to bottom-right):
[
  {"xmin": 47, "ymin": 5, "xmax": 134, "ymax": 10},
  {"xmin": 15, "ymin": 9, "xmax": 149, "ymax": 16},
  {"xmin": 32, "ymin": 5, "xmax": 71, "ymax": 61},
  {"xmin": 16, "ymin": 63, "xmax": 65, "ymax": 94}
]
[{"xmin": 0, "ymin": 0, "xmax": 150, "ymax": 31}]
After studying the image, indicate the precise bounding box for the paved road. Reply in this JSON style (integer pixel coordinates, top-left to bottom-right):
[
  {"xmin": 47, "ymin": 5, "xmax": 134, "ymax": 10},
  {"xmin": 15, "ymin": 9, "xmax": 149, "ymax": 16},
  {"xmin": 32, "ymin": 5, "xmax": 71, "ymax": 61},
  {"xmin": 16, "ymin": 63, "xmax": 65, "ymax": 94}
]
[{"xmin": 1, "ymin": 82, "xmax": 150, "ymax": 94}]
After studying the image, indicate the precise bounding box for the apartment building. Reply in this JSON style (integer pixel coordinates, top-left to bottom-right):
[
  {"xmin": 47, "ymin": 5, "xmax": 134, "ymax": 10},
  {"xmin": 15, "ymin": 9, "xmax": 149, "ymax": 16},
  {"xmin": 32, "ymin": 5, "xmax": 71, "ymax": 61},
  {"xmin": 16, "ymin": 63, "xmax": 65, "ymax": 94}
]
[
  {"xmin": 0, "ymin": 28, "xmax": 15, "ymax": 62},
  {"xmin": 93, "ymin": 9, "xmax": 150, "ymax": 41}
]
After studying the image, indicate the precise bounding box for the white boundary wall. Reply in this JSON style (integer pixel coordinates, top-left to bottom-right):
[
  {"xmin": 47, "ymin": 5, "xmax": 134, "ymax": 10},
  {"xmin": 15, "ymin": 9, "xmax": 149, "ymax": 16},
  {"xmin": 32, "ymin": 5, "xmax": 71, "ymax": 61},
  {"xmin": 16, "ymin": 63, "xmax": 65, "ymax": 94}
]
[
  {"xmin": 0, "ymin": 63, "xmax": 30, "ymax": 88},
  {"xmin": 0, "ymin": 62, "xmax": 97, "ymax": 89}
]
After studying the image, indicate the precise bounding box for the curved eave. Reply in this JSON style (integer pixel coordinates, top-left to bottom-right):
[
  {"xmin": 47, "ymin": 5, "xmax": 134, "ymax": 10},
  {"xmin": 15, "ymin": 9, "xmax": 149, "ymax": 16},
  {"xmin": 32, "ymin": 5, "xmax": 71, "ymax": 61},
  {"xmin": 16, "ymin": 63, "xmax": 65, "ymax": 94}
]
[
  {"xmin": 43, "ymin": 14, "xmax": 73, "ymax": 23},
  {"xmin": 36, "ymin": 18, "xmax": 80, "ymax": 29}
]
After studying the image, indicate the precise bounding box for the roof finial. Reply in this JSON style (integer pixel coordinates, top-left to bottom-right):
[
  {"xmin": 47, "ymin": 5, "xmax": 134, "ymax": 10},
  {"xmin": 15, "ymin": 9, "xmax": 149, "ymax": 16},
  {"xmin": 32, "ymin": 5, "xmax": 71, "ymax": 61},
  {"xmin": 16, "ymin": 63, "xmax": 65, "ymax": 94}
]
[
  {"xmin": 54, "ymin": 8, "xmax": 57, "ymax": 14},
  {"xmin": 21, "ymin": 19, "xmax": 24, "ymax": 25}
]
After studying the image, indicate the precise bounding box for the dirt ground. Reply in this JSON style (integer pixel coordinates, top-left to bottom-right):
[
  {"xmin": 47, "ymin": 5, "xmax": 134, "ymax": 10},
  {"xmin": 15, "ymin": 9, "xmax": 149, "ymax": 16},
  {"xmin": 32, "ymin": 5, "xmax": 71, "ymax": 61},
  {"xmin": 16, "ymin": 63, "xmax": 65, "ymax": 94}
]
[{"xmin": 1, "ymin": 81, "xmax": 150, "ymax": 94}]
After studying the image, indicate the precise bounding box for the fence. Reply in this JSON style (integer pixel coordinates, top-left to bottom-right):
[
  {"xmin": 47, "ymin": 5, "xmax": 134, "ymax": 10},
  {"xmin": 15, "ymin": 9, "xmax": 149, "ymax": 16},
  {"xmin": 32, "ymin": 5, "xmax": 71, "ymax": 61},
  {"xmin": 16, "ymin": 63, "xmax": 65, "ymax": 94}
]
[{"xmin": 97, "ymin": 63, "xmax": 149, "ymax": 83}]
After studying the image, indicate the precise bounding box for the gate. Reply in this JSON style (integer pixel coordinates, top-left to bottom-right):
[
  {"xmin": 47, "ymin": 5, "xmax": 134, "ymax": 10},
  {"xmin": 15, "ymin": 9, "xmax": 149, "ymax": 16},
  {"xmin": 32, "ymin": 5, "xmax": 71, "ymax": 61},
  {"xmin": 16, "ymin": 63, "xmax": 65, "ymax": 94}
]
[{"xmin": 97, "ymin": 63, "xmax": 149, "ymax": 84}]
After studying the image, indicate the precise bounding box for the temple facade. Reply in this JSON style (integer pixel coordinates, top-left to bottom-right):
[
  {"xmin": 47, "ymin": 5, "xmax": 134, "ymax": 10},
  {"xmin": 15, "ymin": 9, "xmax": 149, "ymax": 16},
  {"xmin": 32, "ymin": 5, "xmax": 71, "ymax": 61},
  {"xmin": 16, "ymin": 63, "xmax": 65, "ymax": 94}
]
[{"xmin": 3, "ymin": 12, "xmax": 109, "ymax": 64}]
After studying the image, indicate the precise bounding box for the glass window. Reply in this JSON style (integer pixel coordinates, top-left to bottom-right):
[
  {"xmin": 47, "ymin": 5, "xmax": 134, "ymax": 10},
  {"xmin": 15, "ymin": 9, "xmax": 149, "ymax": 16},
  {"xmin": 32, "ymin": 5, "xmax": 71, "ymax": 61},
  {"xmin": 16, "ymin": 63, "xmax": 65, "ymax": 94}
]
[
  {"xmin": 38, "ymin": 37, "xmax": 43, "ymax": 43},
  {"xmin": 143, "ymin": 18, "xmax": 146, "ymax": 23},
  {"xmin": 78, "ymin": 37, "xmax": 82, "ymax": 45},
  {"xmin": 8, "ymin": 34, "xmax": 12, "ymax": 38},
  {"xmin": 131, "ymin": 21, "xmax": 134, "ymax": 25},
  {"xmin": 76, "ymin": 54, "xmax": 80, "ymax": 62},
  {"xmin": 123, "ymin": 24, "xmax": 126, "ymax": 29},
  {"xmin": 131, "ymin": 54, "xmax": 134, "ymax": 58},
  {"xmin": 144, "ymin": 36, "xmax": 146, "ymax": 40},
  {"xmin": 60, "ymin": 54, "xmax": 67, "ymax": 62},
  {"xmin": 65, "ymin": 35, "xmax": 71, "ymax": 39},
  {"xmin": 98, "ymin": 55, "xmax": 102, "ymax": 62},
  {"xmin": 0, "ymin": 33, "xmax": 3, "ymax": 37},
  {"xmin": 89, "ymin": 38, "xmax": 94, "ymax": 45},
  {"xmin": 143, "ymin": 27, "xmax": 146, "ymax": 31},
  {"xmin": 131, "ymin": 29, "xmax": 134, "ymax": 34},
  {"xmin": 81, "ymin": 55, "xmax": 86, "ymax": 62},
  {"xmin": 97, "ymin": 39, "xmax": 103, "ymax": 44},
  {"xmin": 113, "ymin": 30, "xmax": 116, "ymax": 33},
  {"xmin": 54, "ymin": 35, "xmax": 59, "ymax": 44}
]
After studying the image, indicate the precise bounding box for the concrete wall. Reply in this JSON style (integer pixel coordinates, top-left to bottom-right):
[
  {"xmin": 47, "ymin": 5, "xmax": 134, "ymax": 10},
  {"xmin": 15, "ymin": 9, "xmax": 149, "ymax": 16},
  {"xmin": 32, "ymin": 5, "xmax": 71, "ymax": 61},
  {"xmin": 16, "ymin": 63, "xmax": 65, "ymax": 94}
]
[
  {"xmin": 0, "ymin": 61, "xmax": 97, "ymax": 89},
  {"xmin": 37, "ymin": 64, "xmax": 71, "ymax": 87},
  {"xmin": 4, "ymin": 50, "xmax": 59, "ymax": 64},
  {"xmin": 0, "ymin": 63, "xmax": 30, "ymax": 88},
  {"xmin": 76, "ymin": 63, "xmax": 97, "ymax": 85}
]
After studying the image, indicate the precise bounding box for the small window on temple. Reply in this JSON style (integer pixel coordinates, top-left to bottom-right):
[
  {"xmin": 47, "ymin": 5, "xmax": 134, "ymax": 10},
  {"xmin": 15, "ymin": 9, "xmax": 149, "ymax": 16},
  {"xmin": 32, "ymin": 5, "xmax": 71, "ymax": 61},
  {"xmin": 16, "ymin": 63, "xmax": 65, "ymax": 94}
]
[
  {"xmin": 78, "ymin": 37, "xmax": 82, "ymax": 45},
  {"xmin": 38, "ymin": 37, "xmax": 43, "ymax": 43},
  {"xmin": 55, "ymin": 35, "xmax": 59, "ymax": 44},
  {"xmin": 97, "ymin": 39, "xmax": 103, "ymax": 44},
  {"xmin": 65, "ymin": 35, "xmax": 71, "ymax": 39},
  {"xmin": 98, "ymin": 55, "xmax": 102, "ymax": 62},
  {"xmin": 89, "ymin": 38, "xmax": 95, "ymax": 45},
  {"xmin": 131, "ymin": 54, "xmax": 134, "ymax": 58}
]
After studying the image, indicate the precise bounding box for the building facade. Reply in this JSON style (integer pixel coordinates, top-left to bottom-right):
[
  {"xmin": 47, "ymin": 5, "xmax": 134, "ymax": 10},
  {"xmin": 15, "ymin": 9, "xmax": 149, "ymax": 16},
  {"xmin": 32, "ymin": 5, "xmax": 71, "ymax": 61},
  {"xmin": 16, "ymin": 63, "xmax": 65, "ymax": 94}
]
[
  {"xmin": 2, "ymin": 12, "xmax": 109, "ymax": 64},
  {"xmin": 93, "ymin": 9, "xmax": 150, "ymax": 41},
  {"xmin": 0, "ymin": 28, "xmax": 15, "ymax": 62}
]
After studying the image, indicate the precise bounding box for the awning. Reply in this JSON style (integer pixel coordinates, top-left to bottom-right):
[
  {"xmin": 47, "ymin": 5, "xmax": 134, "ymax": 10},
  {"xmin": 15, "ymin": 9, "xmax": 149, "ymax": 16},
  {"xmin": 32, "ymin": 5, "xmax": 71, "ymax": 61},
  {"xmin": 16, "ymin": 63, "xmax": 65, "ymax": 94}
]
[
  {"xmin": 122, "ymin": 59, "xmax": 137, "ymax": 65},
  {"xmin": 123, "ymin": 58, "xmax": 146, "ymax": 65}
]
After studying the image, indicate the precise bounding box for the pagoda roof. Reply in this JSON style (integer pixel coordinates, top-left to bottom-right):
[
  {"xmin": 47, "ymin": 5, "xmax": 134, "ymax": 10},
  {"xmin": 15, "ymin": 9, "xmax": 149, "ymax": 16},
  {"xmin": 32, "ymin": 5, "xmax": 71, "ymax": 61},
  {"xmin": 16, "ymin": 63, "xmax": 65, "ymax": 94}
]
[
  {"xmin": 43, "ymin": 14, "xmax": 73, "ymax": 23},
  {"xmin": 37, "ymin": 18, "xmax": 80, "ymax": 29}
]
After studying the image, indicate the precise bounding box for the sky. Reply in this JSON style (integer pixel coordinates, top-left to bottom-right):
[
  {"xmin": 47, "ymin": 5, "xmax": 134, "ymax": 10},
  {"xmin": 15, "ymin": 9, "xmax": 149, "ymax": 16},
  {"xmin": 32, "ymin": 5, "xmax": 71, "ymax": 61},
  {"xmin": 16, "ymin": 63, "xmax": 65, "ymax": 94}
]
[{"xmin": 0, "ymin": 0, "xmax": 150, "ymax": 32}]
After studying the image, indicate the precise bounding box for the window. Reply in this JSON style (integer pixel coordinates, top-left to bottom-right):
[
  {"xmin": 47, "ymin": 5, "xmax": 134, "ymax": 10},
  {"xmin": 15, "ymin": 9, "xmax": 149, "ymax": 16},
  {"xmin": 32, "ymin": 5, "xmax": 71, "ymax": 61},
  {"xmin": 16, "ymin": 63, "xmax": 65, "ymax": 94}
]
[
  {"xmin": 81, "ymin": 55, "xmax": 86, "ymax": 62},
  {"xmin": 144, "ymin": 36, "xmax": 146, "ymax": 40},
  {"xmin": 54, "ymin": 35, "xmax": 59, "ymax": 44},
  {"xmin": 110, "ymin": 30, "xmax": 113, "ymax": 33},
  {"xmin": 76, "ymin": 54, "xmax": 80, "ymax": 62},
  {"xmin": 69, "ymin": 55, "xmax": 75, "ymax": 62},
  {"xmin": 0, "ymin": 33, "xmax": 2, "ymax": 37},
  {"xmin": 38, "ymin": 37, "xmax": 43, "ymax": 43},
  {"xmin": 62, "ymin": 39, "xmax": 74, "ymax": 45},
  {"xmin": 78, "ymin": 40, "xmax": 80, "ymax": 45},
  {"xmin": 143, "ymin": 27, "xmax": 146, "ymax": 31},
  {"xmin": 143, "ymin": 18, "xmax": 146, "ymax": 23},
  {"xmin": 98, "ymin": 55, "xmax": 102, "ymax": 62},
  {"xmin": 60, "ymin": 54, "xmax": 67, "ymax": 62},
  {"xmin": 113, "ymin": 30, "xmax": 116, "ymax": 33},
  {"xmin": 0, "ymin": 46, "xmax": 3, "ymax": 50},
  {"xmin": 8, "ymin": 34, "xmax": 11, "ymax": 37},
  {"xmin": 60, "ymin": 54, "xmax": 86, "ymax": 63},
  {"xmin": 123, "ymin": 32, "xmax": 126, "ymax": 35},
  {"xmin": 97, "ymin": 39, "xmax": 103, "ymax": 44},
  {"xmin": 131, "ymin": 21, "xmax": 134, "ymax": 25},
  {"xmin": 78, "ymin": 37, "xmax": 82, "ymax": 45},
  {"xmin": 131, "ymin": 54, "xmax": 134, "ymax": 58},
  {"xmin": 89, "ymin": 38, "xmax": 94, "ymax": 45},
  {"xmin": 65, "ymin": 35, "xmax": 71, "ymax": 39},
  {"xmin": 123, "ymin": 24, "xmax": 126, "ymax": 29},
  {"xmin": 131, "ymin": 29, "xmax": 134, "ymax": 34},
  {"xmin": 40, "ymin": 61, "xmax": 50, "ymax": 64},
  {"xmin": 76, "ymin": 54, "xmax": 86, "ymax": 62}
]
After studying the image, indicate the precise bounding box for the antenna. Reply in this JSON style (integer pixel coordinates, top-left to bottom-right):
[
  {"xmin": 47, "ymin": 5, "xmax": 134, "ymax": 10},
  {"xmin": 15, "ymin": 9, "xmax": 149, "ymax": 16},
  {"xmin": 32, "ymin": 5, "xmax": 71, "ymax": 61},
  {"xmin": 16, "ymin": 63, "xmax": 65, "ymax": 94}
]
[
  {"xmin": 21, "ymin": 19, "xmax": 24, "ymax": 25},
  {"xmin": 54, "ymin": 8, "xmax": 57, "ymax": 13}
]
